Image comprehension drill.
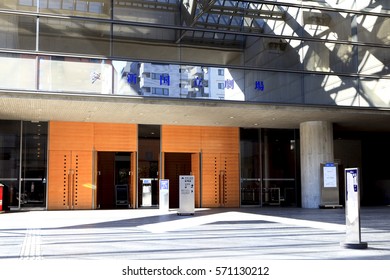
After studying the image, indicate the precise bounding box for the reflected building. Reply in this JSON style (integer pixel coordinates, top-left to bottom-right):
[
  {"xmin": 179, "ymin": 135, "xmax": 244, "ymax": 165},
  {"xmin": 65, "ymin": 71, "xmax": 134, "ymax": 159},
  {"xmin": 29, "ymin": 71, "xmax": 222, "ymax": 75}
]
[{"xmin": 0, "ymin": 0, "xmax": 390, "ymax": 210}]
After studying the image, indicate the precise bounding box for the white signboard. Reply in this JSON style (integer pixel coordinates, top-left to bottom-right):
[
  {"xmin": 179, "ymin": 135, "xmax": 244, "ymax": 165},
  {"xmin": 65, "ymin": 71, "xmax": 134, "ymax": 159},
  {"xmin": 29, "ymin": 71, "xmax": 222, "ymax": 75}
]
[
  {"xmin": 178, "ymin": 175, "xmax": 195, "ymax": 215},
  {"xmin": 159, "ymin": 179, "xmax": 169, "ymax": 212},
  {"xmin": 323, "ymin": 164, "xmax": 337, "ymax": 188}
]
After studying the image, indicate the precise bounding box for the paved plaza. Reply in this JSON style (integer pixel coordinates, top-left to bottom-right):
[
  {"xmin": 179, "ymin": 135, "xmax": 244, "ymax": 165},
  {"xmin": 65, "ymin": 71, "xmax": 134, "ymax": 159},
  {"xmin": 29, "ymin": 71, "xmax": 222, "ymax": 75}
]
[{"xmin": 0, "ymin": 207, "xmax": 389, "ymax": 260}]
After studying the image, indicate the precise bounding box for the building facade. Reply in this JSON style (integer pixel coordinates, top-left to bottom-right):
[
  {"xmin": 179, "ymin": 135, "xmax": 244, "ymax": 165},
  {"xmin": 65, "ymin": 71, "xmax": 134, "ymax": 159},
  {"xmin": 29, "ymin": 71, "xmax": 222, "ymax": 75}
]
[{"xmin": 0, "ymin": 0, "xmax": 389, "ymax": 210}]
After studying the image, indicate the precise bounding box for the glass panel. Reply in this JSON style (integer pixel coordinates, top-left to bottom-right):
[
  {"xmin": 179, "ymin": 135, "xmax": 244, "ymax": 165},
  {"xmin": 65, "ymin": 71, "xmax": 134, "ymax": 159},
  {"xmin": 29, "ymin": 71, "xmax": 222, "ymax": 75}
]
[
  {"xmin": 303, "ymin": 42, "xmax": 358, "ymax": 74},
  {"xmin": 0, "ymin": 120, "xmax": 21, "ymax": 209},
  {"xmin": 356, "ymin": 0, "xmax": 390, "ymax": 15},
  {"xmin": 0, "ymin": 0, "xmax": 37, "ymax": 12},
  {"xmin": 0, "ymin": 14, "xmax": 36, "ymax": 50},
  {"xmin": 240, "ymin": 128, "xmax": 261, "ymax": 206},
  {"xmin": 112, "ymin": 24, "xmax": 180, "ymax": 61},
  {"xmin": 245, "ymin": 37, "xmax": 302, "ymax": 71},
  {"xmin": 39, "ymin": 17, "xmax": 110, "ymax": 56},
  {"xmin": 39, "ymin": 57, "xmax": 112, "ymax": 94},
  {"xmin": 0, "ymin": 53, "xmax": 36, "ymax": 90},
  {"xmin": 357, "ymin": 15, "xmax": 390, "ymax": 45},
  {"xmin": 113, "ymin": 61, "xmax": 246, "ymax": 100},
  {"xmin": 38, "ymin": 0, "xmax": 111, "ymax": 18},
  {"xmin": 114, "ymin": 0, "xmax": 178, "ymax": 24},
  {"xmin": 304, "ymin": 74, "xmax": 360, "ymax": 106},
  {"xmin": 20, "ymin": 122, "xmax": 47, "ymax": 208},
  {"xmin": 359, "ymin": 78, "xmax": 390, "ymax": 107},
  {"xmin": 262, "ymin": 129, "xmax": 297, "ymax": 207},
  {"xmin": 301, "ymin": 9, "xmax": 352, "ymax": 40},
  {"xmin": 358, "ymin": 45, "xmax": 390, "ymax": 77},
  {"xmin": 244, "ymin": 70, "xmax": 303, "ymax": 104},
  {"xmin": 138, "ymin": 125, "xmax": 160, "ymax": 207}
]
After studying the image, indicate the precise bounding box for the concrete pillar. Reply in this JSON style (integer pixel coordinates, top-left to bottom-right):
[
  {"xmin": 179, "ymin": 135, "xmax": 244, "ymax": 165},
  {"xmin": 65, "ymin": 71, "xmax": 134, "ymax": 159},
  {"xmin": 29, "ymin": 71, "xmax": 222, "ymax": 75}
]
[{"xmin": 300, "ymin": 121, "xmax": 334, "ymax": 208}]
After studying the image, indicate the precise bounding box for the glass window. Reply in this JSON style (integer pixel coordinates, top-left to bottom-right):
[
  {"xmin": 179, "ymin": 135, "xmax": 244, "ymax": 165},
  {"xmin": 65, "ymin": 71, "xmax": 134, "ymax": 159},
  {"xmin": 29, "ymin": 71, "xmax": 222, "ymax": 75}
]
[
  {"xmin": 304, "ymin": 74, "xmax": 359, "ymax": 106},
  {"xmin": 38, "ymin": 17, "xmax": 110, "ymax": 56},
  {"xmin": 357, "ymin": 15, "xmax": 390, "ymax": 45},
  {"xmin": 0, "ymin": 53, "xmax": 36, "ymax": 91},
  {"xmin": 112, "ymin": 24, "xmax": 180, "ymax": 61},
  {"xmin": 152, "ymin": 88, "xmax": 169, "ymax": 96},
  {"xmin": 21, "ymin": 121, "xmax": 48, "ymax": 208},
  {"xmin": 0, "ymin": 14, "xmax": 36, "ymax": 50},
  {"xmin": 114, "ymin": 0, "xmax": 178, "ymax": 25},
  {"xmin": 113, "ymin": 61, "xmax": 246, "ymax": 101},
  {"xmin": 39, "ymin": 57, "xmax": 112, "ymax": 94},
  {"xmin": 38, "ymin": 0, "xmax": 111, "ymax": 18},
  {"xmin": 245, "ymin": 70, "xmax": 302, "ymax": 104},
  {"xmin": 302, "ymin": 42, "xmax": 358, "ymax": 74},
  {"xmin": 359, "ymin": 45, "xmax": 390, "ymax": 77},
  {"xmin": 245, "ymin": 36, "xmax": 302, "ymax": 71},
  {"xmin": 0, "ymin": 0, "xmax": 37, "ymax": 12},
  {"xmin": 359, "ymin": 78, "xmax": 390, "ymax": 107}
]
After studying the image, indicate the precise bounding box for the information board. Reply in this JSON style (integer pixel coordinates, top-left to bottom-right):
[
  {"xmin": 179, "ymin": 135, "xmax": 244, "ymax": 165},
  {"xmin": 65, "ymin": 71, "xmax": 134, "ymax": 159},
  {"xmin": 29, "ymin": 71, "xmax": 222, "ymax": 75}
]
[
  {"xmin": 178, "ymin": 175, "xmax": 195, "ymax": 215},
  {"xmin": 159, "ymin": 179, "xmax": 169, "ymax": 212},
  {"xmin": 319, "ymin": 162, "xmax": 341, "ymax": 208}
]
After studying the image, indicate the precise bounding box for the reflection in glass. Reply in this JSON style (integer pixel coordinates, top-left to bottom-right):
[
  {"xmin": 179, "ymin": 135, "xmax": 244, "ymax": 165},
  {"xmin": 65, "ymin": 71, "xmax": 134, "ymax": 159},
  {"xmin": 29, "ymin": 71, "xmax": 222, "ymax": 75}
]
[
  {"xmin": 39, "ymin": 17, "xmax": 110, "ymax": 55},
  {"xmin": 39, "ymin": 57, "xmax": 112, "ymax": 94},
  {"xmin": 0, "ymin": 14, "xmax": 36, "ymax": 50},
  {"xmin": 39, "ymin": 0, "xmax": 111, "ymax": 18},
  {"xmin": 113, "ymin": 61, "xmax": 245, "ymax": 101},
  {"xmin": 21, "ymin": 122, "xmax": 48, "ymax": 208},
  {"xmin": 304, "ymin": 74, "xmax": 359, "ymax": 106}
]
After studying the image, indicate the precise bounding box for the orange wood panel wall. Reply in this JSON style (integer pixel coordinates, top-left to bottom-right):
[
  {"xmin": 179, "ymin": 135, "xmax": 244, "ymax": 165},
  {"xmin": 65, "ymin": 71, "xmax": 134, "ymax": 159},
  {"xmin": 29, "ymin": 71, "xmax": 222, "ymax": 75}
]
[
  {"xmin": 162, "ymin": 125, "xmax": 240, "ymax": 208},
  {"xmin": 162, "ymin": 126, "xmax": 202, "ymax": 152},
  {"xmin": 48, "ymin": 121, "xmax": 137, "ymax": 210},
  {"xmin": 49, "ymin": 122, "xmax": 94, "ymax": 151},
  {"xmin": 94, "ymin": 123, "xmax": 137, "ymax": 151}
]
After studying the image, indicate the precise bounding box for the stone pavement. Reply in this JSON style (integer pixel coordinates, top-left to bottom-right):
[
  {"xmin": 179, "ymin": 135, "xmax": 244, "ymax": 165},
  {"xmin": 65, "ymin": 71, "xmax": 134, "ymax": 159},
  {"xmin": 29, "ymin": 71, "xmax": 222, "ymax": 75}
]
[{"xmin": 0, "ymin": 207, "xmax": 389, "ymax": 260}]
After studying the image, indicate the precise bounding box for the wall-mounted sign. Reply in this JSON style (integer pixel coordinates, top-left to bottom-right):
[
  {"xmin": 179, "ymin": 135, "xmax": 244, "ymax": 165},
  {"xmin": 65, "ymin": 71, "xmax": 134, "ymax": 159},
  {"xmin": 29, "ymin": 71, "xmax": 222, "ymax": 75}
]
[
  {"xmin": 127, "ymin": 73, "xmax": 137, "ymax": 85},
  {"xmin": 255, "ymin": 81, "xmax": 264, "ymax": 91},
  {"xmin": 160, "ymin": 74, "xmax": 170, "ymax": 86},
  {"xmin": 225, "ymin": 79, "xmax": 234, "ymax": 89}
]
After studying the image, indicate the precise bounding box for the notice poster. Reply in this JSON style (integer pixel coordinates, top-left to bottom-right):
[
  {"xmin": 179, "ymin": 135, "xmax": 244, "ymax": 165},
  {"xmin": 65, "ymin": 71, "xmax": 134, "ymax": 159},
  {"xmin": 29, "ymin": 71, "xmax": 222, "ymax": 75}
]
[{"xmin": 323, "ymin": 164, "xmax": 337, "ymax": 188}]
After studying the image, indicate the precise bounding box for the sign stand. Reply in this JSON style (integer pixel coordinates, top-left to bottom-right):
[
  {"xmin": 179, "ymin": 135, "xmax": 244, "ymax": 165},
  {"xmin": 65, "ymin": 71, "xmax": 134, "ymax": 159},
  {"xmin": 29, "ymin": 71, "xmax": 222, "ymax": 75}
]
[
  {"xmin": 177, "ymin": 175, "xmax": 195, "ymax": 216},
  {"xmin": 341, "ymin": 168, "xmax": 368, "ymax": 249},
  {"xmin": 159, "ymin": 179, "xmax": 169, "ymax": 212},
  {"xmin": 319, "ymin": 162, "xmax": 342, "ymax": 208}
]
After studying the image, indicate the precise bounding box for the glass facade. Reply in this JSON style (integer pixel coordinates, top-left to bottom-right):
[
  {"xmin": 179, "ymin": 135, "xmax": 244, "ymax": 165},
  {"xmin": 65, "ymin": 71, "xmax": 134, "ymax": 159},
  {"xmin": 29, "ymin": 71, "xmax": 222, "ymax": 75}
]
[
  {"xmin": 240, "ymin": 128, "xmax": 299, "ymax": 207},
  {"xmin": 0, "ymin": 121, "xmax": 48, "ymax": 209},
  {"xmin": 0, "ymin": 0, "xmax": 388, "ymax": 107}
]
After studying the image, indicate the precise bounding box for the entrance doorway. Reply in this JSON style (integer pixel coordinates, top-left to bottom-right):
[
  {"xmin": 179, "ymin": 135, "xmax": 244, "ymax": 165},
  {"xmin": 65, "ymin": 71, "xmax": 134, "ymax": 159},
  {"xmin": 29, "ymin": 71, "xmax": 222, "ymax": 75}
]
[
  {"xmin": 97, "ymin": 152, "xmax": 131, "ymax": 209},
  {"xmin": 240, "ymin": 128, "xmax": 299, "ymax": 207},
  {"xmin": 164, "ymin": 153, "xmax": 192, "ymax": 208}
]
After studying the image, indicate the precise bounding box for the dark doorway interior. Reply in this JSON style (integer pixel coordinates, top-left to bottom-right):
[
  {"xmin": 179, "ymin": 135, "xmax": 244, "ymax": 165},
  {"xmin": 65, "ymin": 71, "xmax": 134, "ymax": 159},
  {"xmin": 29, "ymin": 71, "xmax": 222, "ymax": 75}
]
[
  {"xmin": 97, "ymin": 152, "xmax": 130, "ymax": 209},
  {"xmin": 164, "ymin": 153, "xmax": 192, "ymax": 208}
]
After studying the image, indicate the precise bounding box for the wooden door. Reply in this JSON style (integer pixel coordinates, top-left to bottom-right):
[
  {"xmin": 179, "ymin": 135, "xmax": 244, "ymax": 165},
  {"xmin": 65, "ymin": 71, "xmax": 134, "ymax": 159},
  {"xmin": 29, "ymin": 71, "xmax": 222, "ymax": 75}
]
[
  {"xmin": 201, "ymin": 153, "xmax": 239, "ymax": 207},
  {"xmin": 48, "ymin": 150, "xmax": 93, "ymax": 210}
]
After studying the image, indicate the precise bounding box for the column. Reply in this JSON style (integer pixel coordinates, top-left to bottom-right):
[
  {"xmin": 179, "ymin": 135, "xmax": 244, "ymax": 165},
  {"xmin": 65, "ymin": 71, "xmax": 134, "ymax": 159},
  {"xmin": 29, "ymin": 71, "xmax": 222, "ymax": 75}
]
[{"xmin": 300, "ymin": 121, "xmax": 334, "ymax": 208}]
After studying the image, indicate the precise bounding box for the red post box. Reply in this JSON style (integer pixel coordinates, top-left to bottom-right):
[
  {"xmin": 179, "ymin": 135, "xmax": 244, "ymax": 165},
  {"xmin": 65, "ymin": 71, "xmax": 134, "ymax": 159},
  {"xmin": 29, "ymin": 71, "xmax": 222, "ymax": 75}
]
[
  {"xmin": 0, "ymin": 183, "xmax": 4, "ymax": 211},
  {"xmin": 0, "ymin": 183, "xmax": 8, "ymax": 212}
]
